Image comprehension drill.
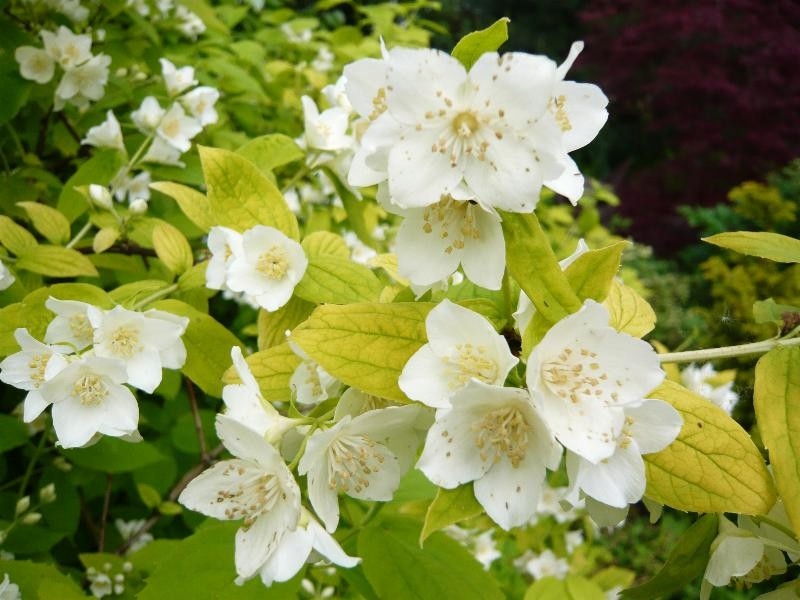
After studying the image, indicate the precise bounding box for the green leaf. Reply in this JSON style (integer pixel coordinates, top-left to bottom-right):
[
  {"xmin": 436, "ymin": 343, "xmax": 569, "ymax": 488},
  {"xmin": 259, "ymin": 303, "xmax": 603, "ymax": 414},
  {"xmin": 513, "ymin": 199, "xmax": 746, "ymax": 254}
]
[
  {"xmin": 0, "ymin": 214, "xmax": 38, "ymax": 255},
  {"xmin": 199, "ymin": 145, "xmax": 299, "ymax": 239},
  {"xmin": 753, "ymin": 298, "xmax": 800, "ymax": 326},
  {"xmin": 451, "ymin": 18, "xmax": 510, "ymax": 69},
  {"xmin": 290, "ymin": 302, "xmax": 433, "ymax": 402},
  {"xmin": 92, "ymin": 226, "xmax": 120, "ymax": 253},
  {"xmin": 0, "ymin": 18, "xmax": 34, "ymax": 125},
  {"xmin": 525, "ymin": 576, "xmax": 606, "ymax": 600},
  {"xmin": 359, "ymin": 517, "xmax": 504, "ymax": 600},
  {"xmin": 755, "ymin": 346, "xmax": 800, "ymax": 537},
  {"xmin": 15, "ymin": 245, "xmax": 99, "ymax": 277},
  {"xmin": 110, "ymin": 280, "xmax": 172, "ymax": 308},
  {"xmin": 58, "ymin": 150, "xmax": 125, "ymax": 222},
  {"xmin": 16, "ymin": 201, "xmax": 71, "ymax": 245},
  {"xmin": 152, "ymin": 221, "xmax": 194, "ymax": 275},
  {"xmin": 301, "ymin": 231, "xmax": 350, "ymax": 259},
  {"xmin": 150, "ymin": 181, "xmax": 214, "ymax": 232},
  {"xmin": 295, "ymin": 255, "xmax": 383, "ymax": 304},
  {"xmin": 62, "ymin": 437, "xmax": 165, "ymax": 473},
  {"xmin": 137, "ymin": 521, "xmax": 300, "ymax": 599},
  {"xmin": 178, "ymin": 262, "xmax": 208, "ymax": 291},
  {"xmin": 257, "ymin": 297, "xmax": 314, "ymax": 351},
  {"xmin": 620, "ymin": 514, "xmax": 718, "ymax": 600},
  {"xmin": 0, "ymin": 415, "xmax": 29, "ymax": 452},
  {"xmin": 703, "ymin": 231, "xmax": 800, "ymax": 263},
  {"xmin": 236, "ymin": 133, "xmax": 304, "ymax": 174},
  {"xmin": 0, "ymin": 560, "xmax": 86, "ymax": 599},
  {"xmin": 645, "ymin": 380, "xmax": 776, "ymax": 514},
  {"xmin": 225, "ymin": 343, "xmax": 301, "ymax": 402},
  {"xmin": 320, "ymin": 165, "xmax": 378, "ymax": 249},
  {"xmin": 564, "ymin": 241, "xmax": 628, "ymax": 302},
  {"xmin": 420, "ymin": 484, "xmax": 483, "ymax": 544},
  {"xmin": 151, "ymin": 299, "xmax": 244, "ymax": 397},
  {"xmin": 603, "ymin": 279, "xmax": 657, "ymax": 338},
  {"xmin": 137, "ymin": 483, "xmax": 162, "ymax": 509}
]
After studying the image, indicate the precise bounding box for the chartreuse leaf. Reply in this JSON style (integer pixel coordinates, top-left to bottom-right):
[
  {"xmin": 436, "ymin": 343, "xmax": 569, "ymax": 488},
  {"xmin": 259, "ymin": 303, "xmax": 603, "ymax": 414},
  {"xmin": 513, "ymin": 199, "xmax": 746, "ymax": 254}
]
[
  {"xmin": 150, "ymin": 181, "xmax": 214, "ymax": 232},
  {"xmin": 0, "ymin": 560, "xmax": 86, "ymax": 599},
  {"xmin": 62, "ymin": 437, "xmax": 165, "ymax": 473},
  {"xmin": 199, "ymin": 145, "xmax": 299, "ymax": 239},
  {"xmin": 137, "ymin": 521, "xmax": 300, "ymax": 599},
  {"xmin": 645, "ymin": 380, "xmax": 775, "ymax": 514},
  {"xmin": 301, "ymin": 230, "xmax": 350, "ymax": 259},
  {"xmin": 15, "ymin": 245, "xmax": 99, "ymax": 277},
  {"xmin": 620, "ymin": 514, "xmax": 718, "ymax": 600},
  {"xmin": 223, "ymin": 342, "xmax": 300, "ymax": 402},
  {"xmin": 753, "ymin": 298, "xmax": 800, "ymax": 326},
  {"xmin": 525, "ymin": 576, "xmax": 606, "ymax": 600},
  {"xmin": 93, "ymin": 226, "xmax": 120, "ymax": 253},
  {"xmin": 564, "ymin": 241, "xmax": 628, "ymax": 302},
  {"xmin": 451, "ymin": 17, "xmax": 510, "ymax": 69},
  {"xmin": 295, "ymin": 255, "xmax": 383, "ymax": 304},
  {"xmin": 152, "ymin": 221, "xmax": 194, "ymax": 275},
  {"xmin": 420, "ymin": 484, "xmax": 483, "ymax": 544},
  {"xmin": 151, "ymin": 299, "xmax": 244, "ymax": 397},
  {"xmin": 502, "ymin": 211, "xmax": 582, "ymax": 324},
  {"xmin": 236, "ymin": 133, "xmax": 304, "ymax": 174},
  {"xmin": 755, "ymin": 346, "xmax": 800, "ymax": 537},
  {"xmin": 359, "ymin": 517, "xmax": 503, "ymax": 600},
  {"xmin": 0, "ymin": 214, "xmax": 37, "ymax": 255},
  {"xmin": 17, "ymin": 201, "xmax": 71, "ymax": 245},
  {"xmin": 58, "ymin": 149, "xmax": 125, "ymax": 222},
  {"xmin": 110, "ymin": 280, "xmax": 172, "ymax": 308},
  {"xmin": 257, "ymin": 296, "xmax": 314, "ymax": 350},
  {"xmin": 290, "ymin": 302, "xmax": 433, "ymax": 402},
  {"xmin": 703, "ymin": 231, "xmax": 800, "ymax": 263},
  {"xmin": 603, "ymin": 279, "xmax": 657, "ymax": 338}
]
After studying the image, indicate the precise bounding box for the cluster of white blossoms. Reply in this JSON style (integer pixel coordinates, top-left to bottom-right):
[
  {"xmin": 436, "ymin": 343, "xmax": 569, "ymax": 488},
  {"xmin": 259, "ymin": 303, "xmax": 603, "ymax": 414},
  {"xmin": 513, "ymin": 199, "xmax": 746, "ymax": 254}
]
[
  {"xmin": 83, "ymin": 58, "xmax": 219, "ymax": 211},
  {"xmin": 15, "ymin": 25, "xmax": 111, "ymax": 111},
  {"xmin": 126, "ymin": 0, "xmax": 206, "ymax": 39},
  {"xmin": 0, "ymin": 298, "xmax": 188, "ymax": 448},
  {"xmin": 681, "ymin": 362, "xmax": 739, "ymax": 415},
  {"xmin": 205, "ymin": 225, "xmax": 307, "ymax": 312},
  {"xmin": 21, "ymin": 0, "xmax": 88, "ymax": 23},
  {"xmin": 0, "ymin": 574, "xmax": 21, "ymax": 600}
]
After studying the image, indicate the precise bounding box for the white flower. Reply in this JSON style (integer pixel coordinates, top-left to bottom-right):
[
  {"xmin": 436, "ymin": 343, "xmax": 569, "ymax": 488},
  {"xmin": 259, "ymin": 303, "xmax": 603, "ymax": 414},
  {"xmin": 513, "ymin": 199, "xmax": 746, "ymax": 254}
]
[
  {"xmin": 322, "ymin": 76, "xmax": 353, "ymax": 113},
  {"xmin": 41, "ymin": 26, "xmax": 92, "ymax": 70},
  {"xmin": 523, "ymin": 549, "xmax": 569, "ymax": 580},
  {"xmin": 391, "ymin": 192, "xmax": 505, "ymax": 290},
  {"xmin": 55, "ymin": 53, "xmax": 111, "ymax": 107},
  {"xmin": 399, "ymin": 300, "xmax": 518, "ymax": 409},
  {"xmin": 87, "ymin": 305, "xmax": 188, "ymax": 393},
  {"xmin": 83, "ymin": 110, "xmax": 125, "ymax": 151},
  {"xmin": 44, "ymin": 297, "xmax": 96, "ymax": 350},
  {"xmin": 0, "ymin": 329, "xmax": 71, "ymax": 422},
  {"xmin": 205, "ymin": 226, "xmax": 243, "ymax": 290},
  {"xmin": 89, "ymin": 572, "xmax": 112, "ymax": 598},
  {"xmin": 175, "ymin": 6, "xmax": 206, "ymax": 39},
  {"xmin": 255, "ymin": 511, "xmax": 359, "ymax": 586},
  {"xmin": 142, "ymin": 137, "xmax": 185, "ymax": 167},
  {"xmin": 472, "ymin": 530, "xmax": 502, "ymax": 569},
  {"xmin": 289, "ymin": 345, "xmax": 340, "ymax": 407},
  {"xmin": 39, "ymin": 354, "xmax": 139, "ymax": 448},
  {"xmin": 159, "ymin": 58, "xmax": 197, "ymax": 96},
  {"xmin": 57, "ymin": 0, "xmax": 89, "ymax": 23},
  {"xmin": 417, "ymin": 380, "xmax": 561, "ymax": 530},
  {"xmin": 564, "ymin": 399, "xmax": 682, "ymax": 508},
  {"xmin": 681, "ymin": 363, "xmax": 739, "ymax": 415},
  {"xmin": 129, "ymin": 198, "xmax": 148, "ymax": 214},
  {"xmin": 345, "ymin": 45, "xmax": 605, "ymax": 210},
  {"xmin": 299, "ymin": 404, "xmax": 426, "ymax": 532},
  {"xmin": 301, "ymin": 95, "xmax": 352, "ymax": 152},
  {"xmin": 178, "ymin": 415, "xmax": 301, "ymax": 581},
  {"xmin": 526, "ymin": 300, "xmax": 665, "ymax": 463},
  {"xmin": 223, "ymin": 346, "xmax": 301, "ymax": 443},
  {"xmin": 0, "ymin": 574, "xmax": 21, "ymax": 600},
  {"xmin": 180, "ymin": 85, "xmax": 219, "ymax": 126},
  {"xmin": 342, "ymin": 231, "xmax": 376, "ymax": 265},
  {"xmin": 132, "ymin": 96, "xmax": 165, "ymax": 133},
  {"xmin": 15, "ymin": 46, "xmax": 55, "ymax": 84},
  {"xmin": 565, "ymin": 530, "xmax": 584, "ymax": 553},
  {"xmin": 311, "ymin": 47, "xmax": 335, "ymax": 72},
  {"xmin": 226, "ymin": 225, "xmax": 308, "ymax": 312},
  {"xmin": 0, "ymin": 259, "xmax": 14, "ymax": 291},
  {"xmin": 89, "ymin": 184, "xmax": 113, "ymax": 210},
  {"xmin": 115, "ymin": 518, "xmax": 153, "ymax": 553},
  {"xmin": 111, "ymin": 169, "xmax": 151, "ymax": 203},
  {"xmin": 531, "ymin": 484, "xmax": 583, "ymax": 525},
  {"xmin": 156, "ymin": 102, "xmax": 202, "ymax": 153}
]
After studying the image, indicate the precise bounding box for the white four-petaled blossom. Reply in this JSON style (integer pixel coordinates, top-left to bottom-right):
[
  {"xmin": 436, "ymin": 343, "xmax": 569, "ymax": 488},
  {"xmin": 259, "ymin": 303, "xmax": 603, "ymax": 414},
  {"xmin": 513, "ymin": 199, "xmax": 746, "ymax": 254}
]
[
  {"xmin": 44, "ymin": 297, "xmax": 96, "ymax": 350},
  {"xmin": 181, "ymin": 86, "xmax": 220, "ymax": 126},
  {"xmin": 159, "ymin": 58, "xmax": 197, "ymax": 96},
  {"xmin": 82, "ymin": 110, "xmax": 125, "ymax": 151},
  {"xmin": 15, "ymin": 46, "xmax": 55, "ymax": 84},
  {"xmin": 156, "ymin": 103, "xmax": 202, "ymax": 153}
]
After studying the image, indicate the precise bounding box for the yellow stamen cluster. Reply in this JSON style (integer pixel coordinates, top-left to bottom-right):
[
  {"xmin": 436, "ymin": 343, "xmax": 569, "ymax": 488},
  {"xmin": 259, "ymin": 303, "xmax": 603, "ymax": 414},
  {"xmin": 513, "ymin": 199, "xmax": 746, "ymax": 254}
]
[
  {"xmin": 72, "ymin": 373, "xmax": 108, "ymax": 406},
  {"xmin": 473, "ymin": 406, "xmax": 529, "ymax": 468},
  {"xmin": 109, "ymin": 326, "xmax": 140, "ymax": 358},
  {"xmin": 550, "ymin": 95, "xmax": 572, "ymax": 132},
  {"xmin": 327, "ymin": 434, "xmax": 385, "ymax": 494},
  {"xmin": 256, "ymin": 246, "xmax": 290, "ymax": 280},
  {"xmin": 542, "ymin": 347, "xmax": 619, "ymax": 406},
  {"xmin": 216, "ymin": 464, "xmax": 282, "ymax": 529},
  {"xmin": 28, "ymin": 354, "xmax": 50, "ymax": 388},
  {"xmin": 421, "ymin": 196, "xmax": 482, "ymax": 255},
  {"xmin": 446, "ymin": 342, "xmax": 498, "ymax": 388},
  {"xmin": 69, "ymin": 313, "xmax": 94, "ymax": 345}
]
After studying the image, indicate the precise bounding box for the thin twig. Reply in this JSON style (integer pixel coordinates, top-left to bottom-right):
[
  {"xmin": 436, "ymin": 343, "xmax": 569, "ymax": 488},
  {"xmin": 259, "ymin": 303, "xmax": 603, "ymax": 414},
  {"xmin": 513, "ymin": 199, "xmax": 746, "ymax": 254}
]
[
  {"xmin": 98, "ymin": 474, "xmax": 113, "ymax": 552},
  {"xmin": 185, "ymin": 378, "xmax": 209, "ymax": 462}
]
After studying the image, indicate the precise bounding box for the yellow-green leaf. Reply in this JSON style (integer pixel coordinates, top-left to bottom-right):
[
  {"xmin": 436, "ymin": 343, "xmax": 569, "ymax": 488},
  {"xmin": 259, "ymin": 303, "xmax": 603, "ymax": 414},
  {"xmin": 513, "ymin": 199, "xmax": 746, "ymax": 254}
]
[
  {"xmin": 177, "ymin": 262, "xmax": 208, "ymax": 291},
  {"xmin": 92, "ymin": 226, "xmax": 120, "ymax": 254},
  {"xmin": 755, "ymin": 346, "xmax": 800, "ymax": 537},
  {"xmin": 451, "ymin": 17, "xmax": 510, "ymax": 69},
  {"xmin": 17, "ymin": 201, "xmax": 71, "ymax": 245},
  {"xmin": 301, "ymin": 231, "xmax": 350, "ymax": 259},
  {"xmin": 223, "ymin": 342, "xmax": 301, "ymax": 402},
  {"xmin": 290, "ymin": 302, "xmax": 434, "ymax": 402},
  {"xmin": 603, "ymin": 279, "xmax": 656, "ymax": 338},
  {"xmin": 150, "ymin": 181, "xmax": 214, "ymax": 232},
  {"xmin": 645, "ymin": 380, "xmax": 775, "ymax": 515},
  {"xmin": 420, "ymin": 485, "xmax": 483, "ymax": 545},
  {"xmin": 295, "ymin": 255, "xmax": 383, "ymax": 304},
  {"xmin": 15, "ymin": 245, "xmax": 98, "ymax": 277},
  {"xmin": 236, "ymin": 133, "xmax": 304, "ymax": 175},
  {"xmin": 152, "ymin": 222, "xmax": 194, "ymax": 275},
  {"xmin": 0, "ymin": 215, "xmax": 37, "ymax": 255},
  {"xmin": 564, "ymin": 241, "xmax": 628, "ymax": 302},
  {"xmin": 524, "ymin": 576, "xmax": 605, "ymax": 600},
  {"xmin": 199, "ymin": 145, "xmax": 299, "ymax": 239},
  {"xmin": 703, "ymin": 231, "xmax": 800, "ymax": 263},
  {"xmin": 110, "ymin": 280, "xmax": 171, "ymax": 308},
  {"xmin": 257, "ymin": 296, "xmax": 314, "ymax": 351}
]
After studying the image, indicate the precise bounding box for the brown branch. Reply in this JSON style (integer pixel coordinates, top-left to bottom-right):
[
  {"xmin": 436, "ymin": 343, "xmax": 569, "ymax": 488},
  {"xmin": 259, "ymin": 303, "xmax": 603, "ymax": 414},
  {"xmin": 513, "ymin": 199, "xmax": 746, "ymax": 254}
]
[
  {"xmin": 98, "ymin": 474, "xmax": 113, "ymax": 552},
  {"xmin": 185, "ymin": 378, "xmax": 209, "ymax": 462}
]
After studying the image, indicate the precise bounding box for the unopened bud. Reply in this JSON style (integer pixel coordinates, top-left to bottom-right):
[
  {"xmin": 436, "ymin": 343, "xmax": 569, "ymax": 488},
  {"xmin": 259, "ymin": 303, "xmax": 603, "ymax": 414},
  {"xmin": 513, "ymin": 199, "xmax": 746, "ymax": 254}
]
[
  {"xmin": 21, "ymin": 511, "xmax": 42, "ymax": 525},
  {"xmin": 129, "ymin": 198, "xmax": 148, "ymax": 214},
  {"xmin": 39, "ymin": 483, "xmax": 57, "ymax": 504},
  {"xmin": 14, "ymin": 496, "xmax": 30, "ymax": 517},
  {"xmin": 89, "ymin": 184, "xmax": 113, "ymax": 210}
]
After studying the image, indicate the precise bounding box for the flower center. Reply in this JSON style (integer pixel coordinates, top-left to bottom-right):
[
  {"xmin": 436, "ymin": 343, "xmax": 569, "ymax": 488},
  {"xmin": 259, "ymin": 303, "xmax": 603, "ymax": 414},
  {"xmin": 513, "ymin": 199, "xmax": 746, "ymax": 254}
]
[
  {"xmin": 451, "ymin": 111, "xmax": 480, "ymax": 138},
  {"xmin": 109, "ymin": 326, "xmax": 140, "ymax": 358},
  {"xmin": 327, "ymin": 434, "xmax": 385, "ymax": 494},
  {"xmin": 368, "ymin": 87, "xmax": 387, "ymax": 121},
  {"xmin": 73, "ymin": 374, "xmax": 109, "ymax": 406},
  {"xmin": 421, "ymin": 196, "xmax": 482, "ymax": 255},
  {"xmin": 161, "ymin": 116, "xmax": 181, "ymax": 139},
  {"xmin": 28, "ymin": 353, "xmax": 50, "ymax": 388},
  {"xmin": 542, "ymin": 346, "xmax": 620, "ymax": 406},
  {"xmin": 549, "ymin": 95, "xmax": 572, "ymax": 132},
  {"xmin": 69, "ymin": 313, "xmax": 94, "ymax": 345},
  {"xmin": 256, "ymin": 246, "xmax": 290, "ymax": 280},
  {"xmin": 446, "ymin": 342, "xmax": 498, "ymax": 388},
  {"xmin": 216, "ymin": 463, "xmax": 281, "ymax": 528},
  {"xmin": 473, "ymin": 406, "xmax": 529, "ymax": 468}
]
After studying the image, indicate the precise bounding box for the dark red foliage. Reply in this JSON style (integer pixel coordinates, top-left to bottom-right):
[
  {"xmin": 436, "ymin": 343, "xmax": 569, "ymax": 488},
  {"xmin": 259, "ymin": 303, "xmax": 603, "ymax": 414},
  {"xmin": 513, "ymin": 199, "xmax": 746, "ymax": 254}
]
[{"xmin": 579, "ymin": 1, "xmax": 800, "ymax": 253}]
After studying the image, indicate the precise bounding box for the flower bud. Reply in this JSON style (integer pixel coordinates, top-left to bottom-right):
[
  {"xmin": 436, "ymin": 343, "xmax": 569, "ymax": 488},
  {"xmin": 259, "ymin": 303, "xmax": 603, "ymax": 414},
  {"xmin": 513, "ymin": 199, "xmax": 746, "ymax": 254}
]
[
  {"xmin": 39, "ymin": 483, "xmax": 57, "ymax": 504},
  {"xmin": 21, "ymin": 511, "xmax": 42, "ymax": 525},
  {"xmin": 89, "ymin": 184, "xmax": 113, "ymax": 210},
  {"xmin": 14, "ymin": 496, "xmax": 30, "ymax": 517},
  {"xmin": 129, "ymin": 198, "xmax": 148, "ymax": 214}
]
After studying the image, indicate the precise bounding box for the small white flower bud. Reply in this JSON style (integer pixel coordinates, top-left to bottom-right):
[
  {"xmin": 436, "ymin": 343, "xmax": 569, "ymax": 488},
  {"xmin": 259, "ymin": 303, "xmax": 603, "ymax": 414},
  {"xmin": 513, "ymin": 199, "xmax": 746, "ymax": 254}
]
[
  {"xmin": 89, "ymin": 184, "xmax": 114, "ymax": 210},
  {"xmin": 15, "ymin": 496, "xmax": 30, "ymax": 516},
  {"xmin": 122, "ymin": 562, "xmax": 133, "ymax": 573},
  {"xmin": 301, "ymin": 579, "xmax": 315, "ymax": 594},
  {"xmin": 115, "ymin": 67, "xmax": 128, "ymax": 78},
  {"xmin": 22, "ymin": 511, "xmax": 42, "ymax": 525},
  {"xmin": 114, "ymin": 574, "xmax": 125, "ymax": 583},
  {"xmin": 129, "ymin": 198, "xmax": 148, "ymax": 214},
  {"xmin": 113, "ymin": 584, "xmax": 125, "ymax": 595},
  {"xmin": 39, "ymin": 483, "xmax": 57, "ymax": 504}
]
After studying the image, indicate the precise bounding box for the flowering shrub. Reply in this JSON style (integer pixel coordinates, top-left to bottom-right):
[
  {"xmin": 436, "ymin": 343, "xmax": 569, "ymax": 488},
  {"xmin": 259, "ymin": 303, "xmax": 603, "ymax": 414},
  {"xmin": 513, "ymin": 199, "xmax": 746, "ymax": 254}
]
[{"xmin": 0, "ymin": 3, "xmax": 799, "ymax": 599}]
